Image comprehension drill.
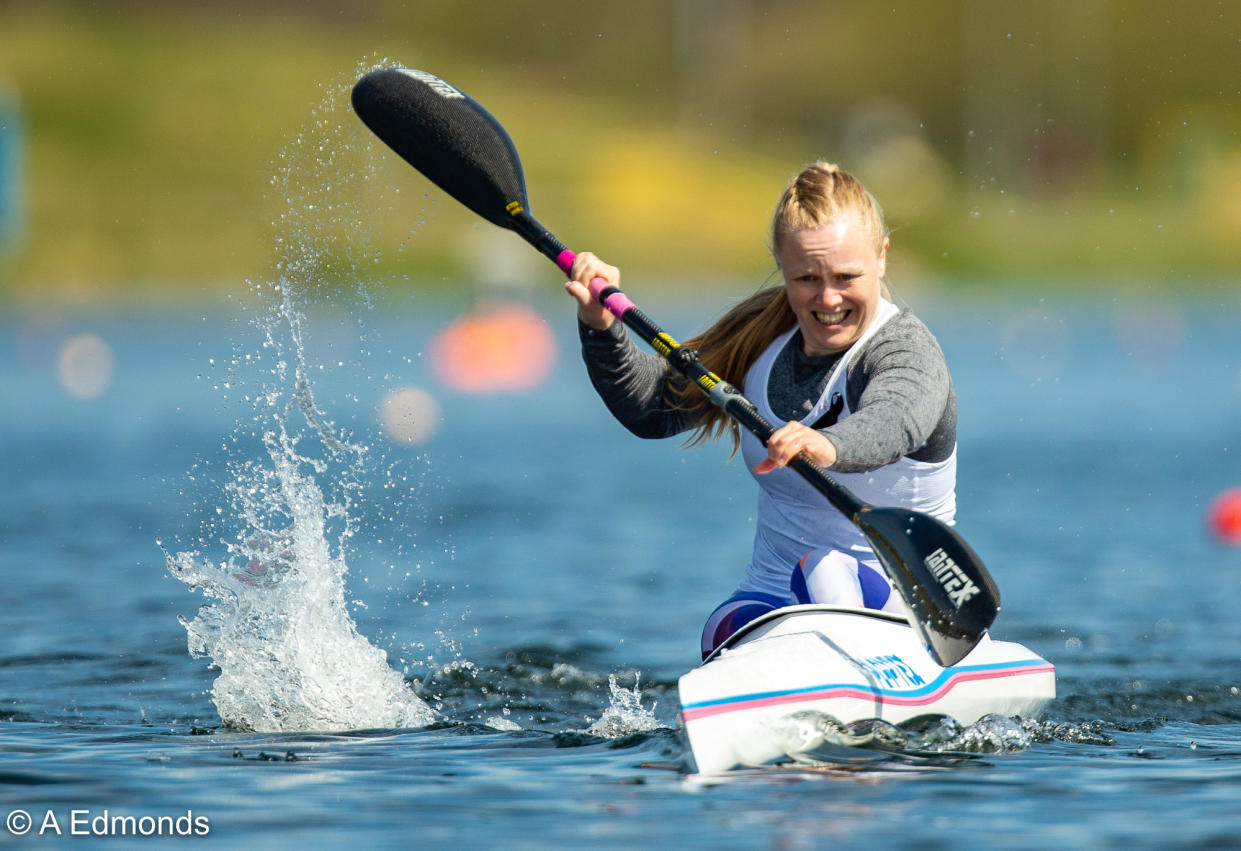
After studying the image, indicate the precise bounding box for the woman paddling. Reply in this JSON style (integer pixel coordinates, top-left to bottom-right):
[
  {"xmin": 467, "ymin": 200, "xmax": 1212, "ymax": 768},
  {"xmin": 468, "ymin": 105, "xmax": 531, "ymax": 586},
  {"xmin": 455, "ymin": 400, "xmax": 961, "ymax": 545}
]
[{"xmin": 564, "ymin": 162, "xmax": 958, "ymax": 660}]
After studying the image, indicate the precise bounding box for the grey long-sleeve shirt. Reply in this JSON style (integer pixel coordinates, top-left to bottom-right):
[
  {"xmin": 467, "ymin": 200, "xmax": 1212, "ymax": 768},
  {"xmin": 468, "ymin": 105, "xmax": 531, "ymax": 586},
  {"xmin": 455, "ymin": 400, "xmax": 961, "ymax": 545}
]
[{"xmin": 578, "ymin": 308, "xmax": 956, "ymax": 473}]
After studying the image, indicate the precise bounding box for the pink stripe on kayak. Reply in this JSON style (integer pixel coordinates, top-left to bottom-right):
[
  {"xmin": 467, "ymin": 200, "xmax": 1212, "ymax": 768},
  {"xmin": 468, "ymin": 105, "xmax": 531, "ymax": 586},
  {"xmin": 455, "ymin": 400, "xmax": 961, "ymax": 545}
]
[
  {"xmin": 680, "ymin": 662, "xmax": 1055, "ymax": 723},
  {"xmin": 875, "ymin": 663, "xmax": 1056, "ymax": 708}
]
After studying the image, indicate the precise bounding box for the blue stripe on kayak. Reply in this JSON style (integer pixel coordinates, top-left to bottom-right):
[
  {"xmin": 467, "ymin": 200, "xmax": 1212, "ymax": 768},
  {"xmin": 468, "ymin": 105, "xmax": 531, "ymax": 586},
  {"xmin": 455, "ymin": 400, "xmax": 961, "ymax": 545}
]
[{"xmin": 681, "ymin": 658, "xmax": 1051, "ymax": 712}]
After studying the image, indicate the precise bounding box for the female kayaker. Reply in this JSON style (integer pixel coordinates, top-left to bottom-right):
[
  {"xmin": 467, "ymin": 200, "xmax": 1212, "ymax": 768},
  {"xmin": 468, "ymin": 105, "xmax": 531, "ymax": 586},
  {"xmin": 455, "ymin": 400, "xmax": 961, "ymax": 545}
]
[{"xmin": 564, "ymin": 162, "xmax": 958, "ymax": 659}]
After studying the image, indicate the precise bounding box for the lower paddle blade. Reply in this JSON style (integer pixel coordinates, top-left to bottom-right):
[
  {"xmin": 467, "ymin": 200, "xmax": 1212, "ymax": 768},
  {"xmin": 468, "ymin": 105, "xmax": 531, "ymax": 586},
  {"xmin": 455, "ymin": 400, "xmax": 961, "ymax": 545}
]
[
  {"xmin": 351, "ymin": 67, "xmax": 529, "ymax": 230},
  {"xmin": 856, "ymin": 506, "xmax": 1000, "ymax": 666}
]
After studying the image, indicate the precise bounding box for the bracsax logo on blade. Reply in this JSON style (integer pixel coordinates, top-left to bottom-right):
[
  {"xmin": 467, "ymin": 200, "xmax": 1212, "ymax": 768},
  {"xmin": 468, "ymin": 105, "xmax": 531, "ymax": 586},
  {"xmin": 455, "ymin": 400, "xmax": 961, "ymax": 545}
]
[
  {"xmin": 924, "ymin": 547, "xmax": 980, "ymax": 608},
  {"xmin": 399, "ymin": 69, "xmax": 465, "ymax": 100}
]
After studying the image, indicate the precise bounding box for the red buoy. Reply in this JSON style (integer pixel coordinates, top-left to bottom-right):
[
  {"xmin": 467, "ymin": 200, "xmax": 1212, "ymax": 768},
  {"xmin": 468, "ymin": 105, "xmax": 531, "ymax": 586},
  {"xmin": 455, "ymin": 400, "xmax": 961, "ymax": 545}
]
[{"xmin": 1207, "ymin": 488, "xmax": 1241, "ymax": 546}]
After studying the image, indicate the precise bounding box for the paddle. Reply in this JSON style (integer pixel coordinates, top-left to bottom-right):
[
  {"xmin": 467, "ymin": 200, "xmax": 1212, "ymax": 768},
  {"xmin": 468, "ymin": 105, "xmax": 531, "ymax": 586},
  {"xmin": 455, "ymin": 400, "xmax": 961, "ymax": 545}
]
[{"xmin": 350, "ymin": 66, "xmax": 1000, "ymax": 666}]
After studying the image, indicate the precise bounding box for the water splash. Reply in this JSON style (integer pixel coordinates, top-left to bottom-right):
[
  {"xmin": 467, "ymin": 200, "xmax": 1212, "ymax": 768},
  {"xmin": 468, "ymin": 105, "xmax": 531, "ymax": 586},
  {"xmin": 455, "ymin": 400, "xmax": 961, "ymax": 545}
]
[
  {"xmin": 411, "ymin": 650, "xmax": 681, "ymax": 734},
  {"xmin": 164, "ymin": 59, "xmax": 435, "ymax": 732},
  {"xmin": 915, "ymin": 713, "xmax": 1034, "ymax": 753},
  {"xmin": 162, "ymin": 385, "xmax": 433, "ymax": 731},
  {"xmin": 587, "ymin": 674, "xmax": 661, "ymax": 738},
  {"xmin": 768, "ymin": 710, "xmax": 1037, "ymax": 769},
  {"xmin": 1021, "ymin": 717, "xmax": 1116, "ymax": 746}
]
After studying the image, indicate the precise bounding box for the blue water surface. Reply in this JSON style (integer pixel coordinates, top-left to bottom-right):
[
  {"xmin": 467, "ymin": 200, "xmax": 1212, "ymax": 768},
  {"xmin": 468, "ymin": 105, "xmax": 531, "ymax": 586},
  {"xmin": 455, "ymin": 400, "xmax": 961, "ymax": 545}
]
[{"xmin": 2, "ymin": 287, "xmax": 1241, "ymax": 848}]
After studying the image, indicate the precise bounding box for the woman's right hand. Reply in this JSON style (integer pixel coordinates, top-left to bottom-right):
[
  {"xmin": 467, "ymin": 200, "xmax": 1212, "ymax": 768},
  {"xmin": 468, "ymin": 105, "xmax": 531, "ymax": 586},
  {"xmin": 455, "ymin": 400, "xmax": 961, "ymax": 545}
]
[{"xmin": 563, "ymin": 251, "xmax": 618, "ymax": 331}]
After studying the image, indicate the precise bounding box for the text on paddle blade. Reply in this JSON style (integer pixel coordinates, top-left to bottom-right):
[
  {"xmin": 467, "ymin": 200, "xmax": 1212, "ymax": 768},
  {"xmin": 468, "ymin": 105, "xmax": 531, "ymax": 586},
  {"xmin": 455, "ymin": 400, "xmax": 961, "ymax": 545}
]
[{"xmin": 924, "ymin": 547, "xmax": 981, "ymax": 608}]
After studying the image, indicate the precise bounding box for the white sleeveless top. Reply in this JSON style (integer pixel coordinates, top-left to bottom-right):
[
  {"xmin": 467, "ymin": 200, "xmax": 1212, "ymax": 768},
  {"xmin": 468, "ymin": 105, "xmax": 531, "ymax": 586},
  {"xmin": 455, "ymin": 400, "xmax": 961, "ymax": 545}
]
[{"xmin": 737, "ymin": 298, "xmax": 957, "ymax": 597}]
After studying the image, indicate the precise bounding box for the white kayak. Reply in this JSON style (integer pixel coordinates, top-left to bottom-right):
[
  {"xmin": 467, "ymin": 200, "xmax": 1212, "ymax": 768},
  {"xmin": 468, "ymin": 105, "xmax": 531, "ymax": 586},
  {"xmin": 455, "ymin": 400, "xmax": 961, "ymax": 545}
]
[{"xmin": 678, "ymin": 605, "xmax": 1055, "ymax": 774}]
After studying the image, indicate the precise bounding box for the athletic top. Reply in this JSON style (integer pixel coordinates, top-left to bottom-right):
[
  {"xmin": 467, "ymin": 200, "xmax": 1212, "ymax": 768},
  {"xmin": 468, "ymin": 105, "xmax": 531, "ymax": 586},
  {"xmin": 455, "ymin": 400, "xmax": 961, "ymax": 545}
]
[
  {"xmin": 735, "ymin": 299, "xmax": 956, "ymax": 595},
  {"xmin": 578, "ymin": 296, "xmax": 958, "ymax": 595}
]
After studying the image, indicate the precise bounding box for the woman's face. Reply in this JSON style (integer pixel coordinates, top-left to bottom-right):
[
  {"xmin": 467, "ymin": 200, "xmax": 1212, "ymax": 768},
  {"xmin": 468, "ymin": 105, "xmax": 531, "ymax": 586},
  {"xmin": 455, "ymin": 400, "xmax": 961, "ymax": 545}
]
[{"xmin": 779, "ymin": 218, "xmax": 888, "ymax": 357}]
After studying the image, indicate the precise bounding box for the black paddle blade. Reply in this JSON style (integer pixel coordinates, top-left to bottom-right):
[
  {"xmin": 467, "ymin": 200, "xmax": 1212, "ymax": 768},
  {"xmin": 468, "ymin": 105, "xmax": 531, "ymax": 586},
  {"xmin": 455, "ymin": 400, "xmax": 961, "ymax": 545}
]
[
  {"xmin": 856, "ymin": 506, "xmax": 1000, "ymax": 666},
  {"xmin": 351, "ymin": 67, "xmax": 528, "ymax": 229}
]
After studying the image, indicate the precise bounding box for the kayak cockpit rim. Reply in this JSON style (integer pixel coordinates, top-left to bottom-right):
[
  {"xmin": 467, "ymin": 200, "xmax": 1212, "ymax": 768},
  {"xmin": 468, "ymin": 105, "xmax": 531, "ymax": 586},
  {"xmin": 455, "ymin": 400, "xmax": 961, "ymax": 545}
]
[{"xmin": 701, "ymin": 604, "xmax": 923, "ymax": 665}]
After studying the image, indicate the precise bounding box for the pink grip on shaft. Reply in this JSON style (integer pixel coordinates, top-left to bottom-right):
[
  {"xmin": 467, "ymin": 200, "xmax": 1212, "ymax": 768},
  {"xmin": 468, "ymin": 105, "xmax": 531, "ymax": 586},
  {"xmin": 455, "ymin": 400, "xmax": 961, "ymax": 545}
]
[
  {"xmin": 557, "ymin": 249, "xmax": 636, "ymax": 319},
  {"xmin": 589, "ymin": 277, "xmax": 636, "ymax": 318}
]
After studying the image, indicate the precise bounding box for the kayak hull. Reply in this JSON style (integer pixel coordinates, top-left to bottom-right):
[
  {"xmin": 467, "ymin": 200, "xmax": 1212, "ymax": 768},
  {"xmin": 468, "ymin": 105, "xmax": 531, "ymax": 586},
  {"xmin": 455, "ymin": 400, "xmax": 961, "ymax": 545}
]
[{"xmin": 677, "ymin": 605, "xmax": 1055, "ymax": 774}]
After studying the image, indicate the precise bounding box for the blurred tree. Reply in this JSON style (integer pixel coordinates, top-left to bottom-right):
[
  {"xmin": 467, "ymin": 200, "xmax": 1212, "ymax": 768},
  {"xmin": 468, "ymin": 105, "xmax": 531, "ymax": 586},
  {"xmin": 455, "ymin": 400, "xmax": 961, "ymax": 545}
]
[
  {"xmin": 0, "ymin": 81, "xmax": 24, "ymax": 260},
  {"xmin": 0, "ymin": 0, "xmax": 1237, "ymax": 297}
]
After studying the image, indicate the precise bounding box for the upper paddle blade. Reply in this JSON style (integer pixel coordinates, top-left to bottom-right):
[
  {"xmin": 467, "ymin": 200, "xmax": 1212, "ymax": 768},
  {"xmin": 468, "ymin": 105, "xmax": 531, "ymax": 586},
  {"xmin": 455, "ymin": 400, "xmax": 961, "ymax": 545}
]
[
  {"xmin": 856, "ymin": 506, "xmax": 1000, "ymax": 666},
  {"xmin": 351, "ymin": 67, "xmax": 529, "ymax": 229}
]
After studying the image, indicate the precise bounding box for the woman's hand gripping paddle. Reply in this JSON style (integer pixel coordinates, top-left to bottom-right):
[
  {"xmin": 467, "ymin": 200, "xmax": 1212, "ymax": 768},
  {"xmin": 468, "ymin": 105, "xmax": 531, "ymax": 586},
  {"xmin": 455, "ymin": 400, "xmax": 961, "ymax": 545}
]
[{"xmin": 350, "ymin": 67, "xmax": 1000, "ymax": 666}]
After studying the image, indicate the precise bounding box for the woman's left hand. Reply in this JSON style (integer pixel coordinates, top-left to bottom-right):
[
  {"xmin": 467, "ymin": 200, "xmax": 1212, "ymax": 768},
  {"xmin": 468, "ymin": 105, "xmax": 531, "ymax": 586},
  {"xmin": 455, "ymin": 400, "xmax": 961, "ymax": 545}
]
[{"xmin": 753, "ymin": 422, "xmax": 838, "ymax": 474}]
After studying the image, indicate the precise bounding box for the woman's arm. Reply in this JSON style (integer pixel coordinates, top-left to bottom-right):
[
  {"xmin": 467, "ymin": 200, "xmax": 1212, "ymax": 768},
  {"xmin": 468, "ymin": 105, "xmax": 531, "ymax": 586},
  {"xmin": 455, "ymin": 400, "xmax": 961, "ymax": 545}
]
[
  {"xmin": 579, "ymin": 322, "xmax": 696, "ymax": 439},
  {"xmin": 567, "ymin": 252, "xmax": 696, "ymax": 439},
  {"xmin": 823, "ymin": 314, "xmax": 954, "ymax": 473}
]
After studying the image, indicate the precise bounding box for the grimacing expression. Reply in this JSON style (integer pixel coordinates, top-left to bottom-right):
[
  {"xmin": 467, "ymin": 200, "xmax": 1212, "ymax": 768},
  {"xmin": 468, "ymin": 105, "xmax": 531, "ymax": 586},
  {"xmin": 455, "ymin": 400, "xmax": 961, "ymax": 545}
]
[{"xmin": 779, "ymin": 218, "xmax": 887, "ymax": 357}]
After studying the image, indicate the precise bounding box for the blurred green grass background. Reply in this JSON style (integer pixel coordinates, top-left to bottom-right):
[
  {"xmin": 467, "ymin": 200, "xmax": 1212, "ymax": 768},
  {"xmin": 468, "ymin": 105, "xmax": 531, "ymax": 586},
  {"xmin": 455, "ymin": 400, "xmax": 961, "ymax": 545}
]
[{"xmin": 1, "ymin": 0, "xmax": 1238, "ymax": 303}]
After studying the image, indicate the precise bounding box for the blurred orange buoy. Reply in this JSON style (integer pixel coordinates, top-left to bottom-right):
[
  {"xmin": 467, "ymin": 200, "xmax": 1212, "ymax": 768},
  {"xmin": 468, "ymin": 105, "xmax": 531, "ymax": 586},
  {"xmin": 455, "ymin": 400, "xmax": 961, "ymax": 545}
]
[
  {"xmin": 430, "ymin": 304, "xmax": 557, "ymax": 393},
  {"xmin": 1207, "ymin": 488, "xmax": 1241, "ymax": 546}
]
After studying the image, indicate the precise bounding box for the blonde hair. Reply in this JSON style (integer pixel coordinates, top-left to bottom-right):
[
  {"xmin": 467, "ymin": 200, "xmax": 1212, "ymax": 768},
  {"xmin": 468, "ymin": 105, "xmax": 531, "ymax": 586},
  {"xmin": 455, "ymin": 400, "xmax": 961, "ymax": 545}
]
[
  {"xmin": 771, "ymin": 161, "xmax": 888, "ymax": 258},
  {"xmin": 673, "ymin": 162, "xmax": 889, "ymax": 451}
]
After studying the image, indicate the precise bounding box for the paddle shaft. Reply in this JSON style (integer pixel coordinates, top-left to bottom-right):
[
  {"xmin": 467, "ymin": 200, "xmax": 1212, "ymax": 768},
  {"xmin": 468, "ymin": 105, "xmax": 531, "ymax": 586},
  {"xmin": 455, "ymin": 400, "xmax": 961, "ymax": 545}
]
[{"xmin": 509, "ymin": 210, "xmax": 866, "ymax": 519}]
